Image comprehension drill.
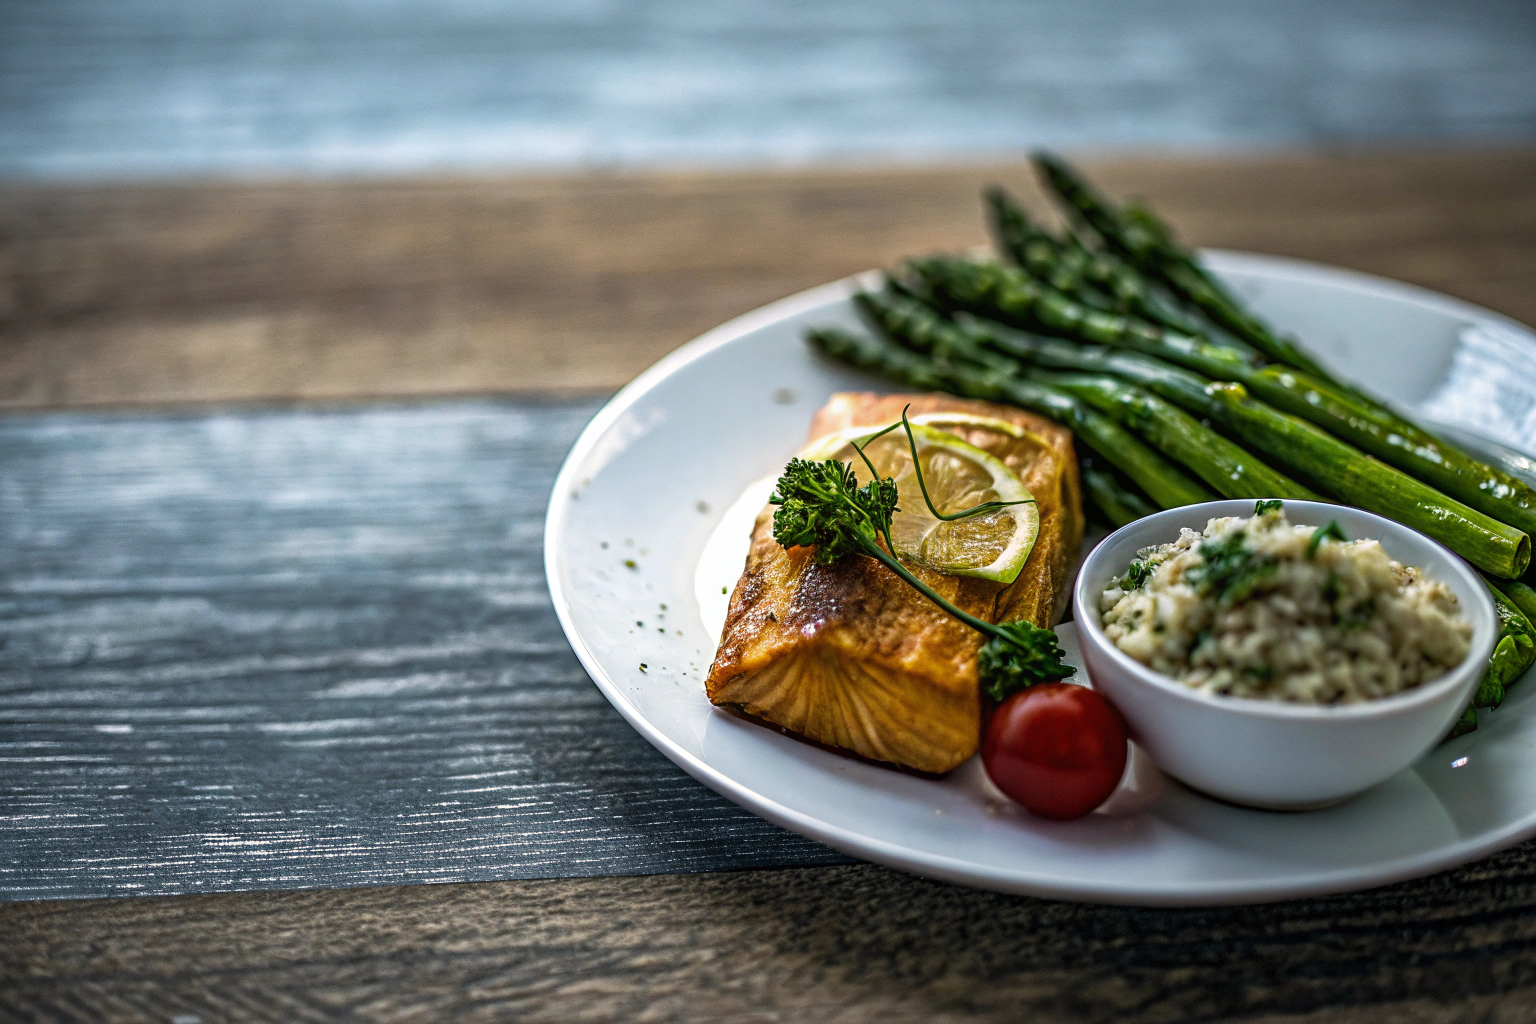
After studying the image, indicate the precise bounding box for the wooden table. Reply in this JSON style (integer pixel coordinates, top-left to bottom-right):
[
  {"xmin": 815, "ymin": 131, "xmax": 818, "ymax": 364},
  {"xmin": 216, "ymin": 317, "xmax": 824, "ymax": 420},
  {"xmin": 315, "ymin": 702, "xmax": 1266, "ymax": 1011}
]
[{"xmin": 5, "ymin": 151, "xmax": 1536, "ymax": 1022}]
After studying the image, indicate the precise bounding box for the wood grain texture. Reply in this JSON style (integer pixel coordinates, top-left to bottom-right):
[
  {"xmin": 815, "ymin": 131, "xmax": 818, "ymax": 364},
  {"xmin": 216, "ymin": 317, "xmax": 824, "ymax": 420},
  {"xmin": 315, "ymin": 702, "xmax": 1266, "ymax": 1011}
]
[
  {"xmin": 1, "ymin": 151, "xmax": 1533, "ymax": 409},
  {"xmin": 8, "ymin": 855, "xmax": 1536, "ymax": 1023},
  {"xmin": 0, "ymin": 399, "xmax": 849, "ymax": 901}
]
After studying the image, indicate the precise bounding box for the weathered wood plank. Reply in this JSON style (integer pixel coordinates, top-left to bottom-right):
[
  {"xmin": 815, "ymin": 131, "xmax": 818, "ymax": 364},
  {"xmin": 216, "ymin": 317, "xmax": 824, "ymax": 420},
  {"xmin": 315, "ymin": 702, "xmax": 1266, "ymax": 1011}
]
[
  {"xmin": 7, "ymin": 0, "xmax": 1533, "ymax": 178},
  {"xmin": 8, "ymin": 854, "xmax": 1536, "ymax": 1023},
  {"xmin": 0, "ymin": 399, "xmax": 850, "ymax": 901},
  {"xmin": 2, "ymin": 152, "xmax": 1533, "ymax": 408}
]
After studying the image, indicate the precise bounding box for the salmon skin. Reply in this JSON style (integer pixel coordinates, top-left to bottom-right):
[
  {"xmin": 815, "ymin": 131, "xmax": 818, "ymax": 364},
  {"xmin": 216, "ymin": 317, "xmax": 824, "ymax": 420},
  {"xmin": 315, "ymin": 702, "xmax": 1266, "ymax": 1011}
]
[{"xmin": 705, "ymin": 392, "xmax": 1083, "ymax": 775}]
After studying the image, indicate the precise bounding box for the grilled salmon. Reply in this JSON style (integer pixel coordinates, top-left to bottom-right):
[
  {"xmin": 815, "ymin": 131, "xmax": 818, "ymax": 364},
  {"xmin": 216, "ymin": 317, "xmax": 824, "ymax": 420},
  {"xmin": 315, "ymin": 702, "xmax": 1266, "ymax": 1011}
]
[{"xmin": 705, "ymin": 392, "xmax": 1083, "ymax": 774}]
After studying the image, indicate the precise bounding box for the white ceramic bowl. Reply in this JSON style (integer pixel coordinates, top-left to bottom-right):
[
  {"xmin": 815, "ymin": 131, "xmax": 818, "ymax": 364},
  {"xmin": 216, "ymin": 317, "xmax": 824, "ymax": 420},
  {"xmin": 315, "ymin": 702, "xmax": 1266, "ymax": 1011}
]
[{"xmin": 1073, "ymin": 499, "xmax": 1498, "ymax": 810}]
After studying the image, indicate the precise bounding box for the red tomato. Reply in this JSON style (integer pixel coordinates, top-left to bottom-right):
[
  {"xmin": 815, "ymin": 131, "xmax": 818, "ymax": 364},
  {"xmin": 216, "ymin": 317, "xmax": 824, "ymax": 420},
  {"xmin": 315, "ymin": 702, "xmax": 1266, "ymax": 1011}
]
[{"xmin": 982, "ymin": 683, "xmax": 1129, "ymax": 820}]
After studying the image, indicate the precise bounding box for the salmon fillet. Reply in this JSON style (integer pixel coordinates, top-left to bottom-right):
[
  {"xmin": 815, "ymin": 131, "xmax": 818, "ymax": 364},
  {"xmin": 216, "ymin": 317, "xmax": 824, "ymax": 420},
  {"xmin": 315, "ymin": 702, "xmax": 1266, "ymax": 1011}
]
[{"xmin": 705, "ymin": 392, "xmax": 1083, "ymax": 774}]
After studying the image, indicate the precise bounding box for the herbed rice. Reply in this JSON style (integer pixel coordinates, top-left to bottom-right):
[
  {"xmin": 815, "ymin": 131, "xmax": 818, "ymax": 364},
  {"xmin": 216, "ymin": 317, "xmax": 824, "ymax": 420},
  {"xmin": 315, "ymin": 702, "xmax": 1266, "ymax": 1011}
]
[{"xmin": 1099, "ymin": 507, "xmax": 1472, "ymax": 703}]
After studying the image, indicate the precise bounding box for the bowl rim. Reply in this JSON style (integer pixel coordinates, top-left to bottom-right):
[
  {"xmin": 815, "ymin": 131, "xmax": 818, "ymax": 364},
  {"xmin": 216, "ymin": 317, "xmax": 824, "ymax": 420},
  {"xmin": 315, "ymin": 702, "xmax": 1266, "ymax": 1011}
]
[{"xmin": 1072, "ymin": 499, "xmax": 1499, "ymax": 722}]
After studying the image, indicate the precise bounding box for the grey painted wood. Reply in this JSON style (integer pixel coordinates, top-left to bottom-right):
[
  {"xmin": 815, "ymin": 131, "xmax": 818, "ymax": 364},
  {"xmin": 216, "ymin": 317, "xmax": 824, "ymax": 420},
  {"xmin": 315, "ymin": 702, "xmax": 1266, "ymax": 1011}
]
[
  {"xmin": 0, "ymin": 399, "xmax": 851, "ymax": 902},
  {"xmin": 2, "ymin": 0, "xmax": 1533, "ymax": 179}
]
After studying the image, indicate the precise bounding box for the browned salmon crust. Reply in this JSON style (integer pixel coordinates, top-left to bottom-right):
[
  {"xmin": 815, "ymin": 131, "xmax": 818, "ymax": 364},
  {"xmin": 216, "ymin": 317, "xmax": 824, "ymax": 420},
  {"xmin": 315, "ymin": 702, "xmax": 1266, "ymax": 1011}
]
[{"xmin": 705, "ymin": 392, "xmax": 1083, "ymax": 774}]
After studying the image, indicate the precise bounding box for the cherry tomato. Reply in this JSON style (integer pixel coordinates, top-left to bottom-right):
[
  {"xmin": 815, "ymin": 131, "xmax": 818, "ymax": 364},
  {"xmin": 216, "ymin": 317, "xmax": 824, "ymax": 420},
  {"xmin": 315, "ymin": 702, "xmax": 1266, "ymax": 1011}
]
[{"xmin": 981, "ymin": 683, "xmax": 1128, "ymax": 820}]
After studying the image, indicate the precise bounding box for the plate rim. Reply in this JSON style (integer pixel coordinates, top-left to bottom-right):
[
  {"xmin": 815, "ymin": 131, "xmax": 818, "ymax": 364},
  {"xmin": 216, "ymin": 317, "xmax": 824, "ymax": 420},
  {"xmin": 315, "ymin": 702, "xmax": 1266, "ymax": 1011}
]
[{"xmin": 544, "ymin": 251, "xmax": 1536, "ymax": 906}]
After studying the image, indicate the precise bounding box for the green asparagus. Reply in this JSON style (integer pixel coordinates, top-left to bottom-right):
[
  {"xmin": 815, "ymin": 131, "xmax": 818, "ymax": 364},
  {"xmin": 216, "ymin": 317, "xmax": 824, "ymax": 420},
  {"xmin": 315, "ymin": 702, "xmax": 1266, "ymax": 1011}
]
[
  {"xmin": 953, "ymin": 292, "xmax": 1536, "ymax": 537},
  {"xmin": 852, "ymin": 290, "xmax": 1274, "ymax": 505},
  {"xmin": 858, "ymin": 287, "xmax": 1536, "ymax": 564},
  {"xmin": 1064, "ymin": 233, "xmax": 1246, "ymax": 343},
  {"xmin": 1026, "ymin": 369, "xmax": 1320, "ymax": 501},
  {"xmin": 1017, "ymin": 161, "xmax": 1536, "ymax": 528},
  {"xmin": 860, "ymin": 284, "xmax": 1218, "ymax": 413},
  {"xmin": 1082, "ymin": 466, "xmax": 1157, "ymax": 528},
  {"xmin": 1245, "ymin": 365, "xmax": 1536, "ymax": 538},
  {"xmin": 988, "ymin": 185, "xmax": 1261, "ymax": 357},
  {"xmin": 1206, "ymin": 382, "xmax": 1531, "ymax": 579},
  {"xmin": 1031, "ymin": 151, "xmax": 1334, "ymax": 381},
  {"xmin": 849, "ymin": 287, "xmax": 1533, "ymax": 577},
  {"xmin": 1492, "ymin": 577, "xmax": 1536, "ymax": 628},
  {"xmin": 896, "ymin": 258, "xmax": 1536, "ymax": 541},
  {"xmin": 1478, "ymin": 581, "xmax": 1536, "ymax": 708},
  {"xmin": 922, "ymin": 298, "xmax": 1534, "ymax": 574},
  {"xmin": 907, "ymin": 254, "xmax": 1258, "ymax": 378},
  {"xmin": 985, "ymin": 187, "xmax": 1122, "ymax": 316},
  {"xmin": 806, "ymin": 325, "xmax": 1215, "ymax": 509}
]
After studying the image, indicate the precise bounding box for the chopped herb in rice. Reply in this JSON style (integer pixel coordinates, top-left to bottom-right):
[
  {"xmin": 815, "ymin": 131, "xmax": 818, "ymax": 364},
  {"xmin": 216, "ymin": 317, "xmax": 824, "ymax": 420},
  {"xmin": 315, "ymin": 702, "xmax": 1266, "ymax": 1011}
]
[{"xmin": 1100, "ymin": 510, "xmax": 1472, "ymax": 703}]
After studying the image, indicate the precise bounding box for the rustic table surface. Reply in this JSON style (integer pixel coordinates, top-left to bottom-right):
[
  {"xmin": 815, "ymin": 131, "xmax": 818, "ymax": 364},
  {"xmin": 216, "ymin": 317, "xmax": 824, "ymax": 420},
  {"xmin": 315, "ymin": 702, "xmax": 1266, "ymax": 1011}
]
[{"xmin": 4, "ymin": 151, "xmax": 1536, "ymax": 1023}]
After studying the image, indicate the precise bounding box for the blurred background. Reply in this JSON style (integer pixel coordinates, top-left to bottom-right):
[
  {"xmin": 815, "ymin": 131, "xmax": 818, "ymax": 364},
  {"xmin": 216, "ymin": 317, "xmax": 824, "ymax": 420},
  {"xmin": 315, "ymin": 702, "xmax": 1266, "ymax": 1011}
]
[
  {"xmin": 2, "ymin": 0, "xmax": 1534, "ymax": 411},
  {"xmin": 3, "ymin": 0, "xmax": 1534, "ymax": 180}
]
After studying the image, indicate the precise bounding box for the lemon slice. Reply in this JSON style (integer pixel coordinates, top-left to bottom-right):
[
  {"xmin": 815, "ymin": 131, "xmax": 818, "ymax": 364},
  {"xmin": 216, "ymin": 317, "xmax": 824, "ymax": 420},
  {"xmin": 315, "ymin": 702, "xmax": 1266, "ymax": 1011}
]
[{"xmin": 800, "ymin": 419, "xmax": 1039, "ymax": 584}]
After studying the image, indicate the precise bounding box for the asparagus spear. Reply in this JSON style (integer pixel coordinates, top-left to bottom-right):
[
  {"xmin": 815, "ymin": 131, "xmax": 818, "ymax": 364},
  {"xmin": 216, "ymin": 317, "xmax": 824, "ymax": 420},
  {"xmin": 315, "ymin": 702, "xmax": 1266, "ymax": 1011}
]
[
  {"xmin": 849, "ymin": 293, "xmax": 1244, "ymax": 509},
  {"xmin": 974, "ymin": 230, "xmax": 1536, "ymax": 532},
  {"xmin": 908, "ymin": 263, "xmax": 1536, "ymax": 539},
  {"xmin": 984, "ymin": 187, "xmax": 1121, "ymax": 316},
  {"xmin": 1435, "ymin": 564, "xmax": 1536, "ymax": 737},
  {"xmin": 806, "ymin": 326, "xmax": 1215, "ymax": 509},
  {"xmin": 1491, "ymin": 577, "xmax": 1536, "ymax": 628},
  {"xmin": 1019, "ymin": 162, "xmax": 1536, "ymax": 537},
  {"xmin": 1026, "ymin": 369, "xmax": 1321, "ymax": 501},
  {"xmin": 859, "ymin": 282, "xmax": 1221, "ymax": 414},
  {"xmin": 852, "ymin": 288, "xmax": 1533, "ymax": 578},
  {"xmin": 984, "ymin": 185, "xmax": 1059, "ymax": 269},
  {"xmin": 979, "ymin": 296, "xmax": 1536, "ymax": 538},
  {"xmin": 1082, "ymin": 465, "xmax": 1157, "ymax": 528},
  {"xmin": 987, "ymin": 185, "xmax": 1260, "ymax": 357},
  {"xmin": 960, "ymin": 305, "xmax": 1536, "ymax": 556},
  {"xmin": 1031, "ymin": 151, "xmax": 1335, "ymax": 381},
  {"xmin": 1477, "ymin": 580, "xmax": 1536, "ymax": 708},
  {"xmin": 1206, "ymin": 382, "xmax": 1532, "ymax": 579},
  {"xmin": 1246, "ymin": 366, "xmax": 1536, "ymax": 538},
  {"xmin": 1064, "ymin": 233, "xmax": 1248, "ymax": 343},
  {"xmin": 958, "ymin": 310, "xmax": 1232, "ymax": 416},
  {"xmin": 1000, "ymin": 333, "xmax": 1533, "ymax": 578},
  {"xmin": 908, "ymin": 254, "xmax": 1259, "ymax": 378},
  {"xmin": 850, "ymin": 290, "xmax": 1311, "ymax": 505}
]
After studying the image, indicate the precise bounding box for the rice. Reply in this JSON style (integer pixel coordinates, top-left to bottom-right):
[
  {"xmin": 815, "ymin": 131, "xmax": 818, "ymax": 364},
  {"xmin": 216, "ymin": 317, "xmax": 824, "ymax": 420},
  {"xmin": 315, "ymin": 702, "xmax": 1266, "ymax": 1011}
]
[{"xmin": 1098, "ymin": 506, "xmax": 1473, "ymax": 703}]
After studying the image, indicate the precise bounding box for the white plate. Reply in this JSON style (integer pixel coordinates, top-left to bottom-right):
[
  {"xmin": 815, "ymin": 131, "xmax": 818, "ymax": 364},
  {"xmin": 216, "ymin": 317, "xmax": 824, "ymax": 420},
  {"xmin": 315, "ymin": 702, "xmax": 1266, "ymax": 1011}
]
[{"xmin": 544, "ymin": 252, "xmax": 1536, "ymax": 906}]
